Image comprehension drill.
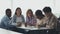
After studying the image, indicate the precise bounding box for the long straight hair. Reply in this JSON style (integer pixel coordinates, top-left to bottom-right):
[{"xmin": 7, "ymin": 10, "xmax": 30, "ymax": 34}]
[
  {"xmin": 26, "ymin": 9, "xmax": 34, "ymax": 17},
  {"xmin": 15, "ymin": 7, "xmax": 22, "ymax": 15}
]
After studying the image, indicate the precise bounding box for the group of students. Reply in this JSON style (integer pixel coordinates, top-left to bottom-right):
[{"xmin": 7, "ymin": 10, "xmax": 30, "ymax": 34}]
[{"xmin": 0, "ymin": 6, "xmax": 58, "ymax": 30}]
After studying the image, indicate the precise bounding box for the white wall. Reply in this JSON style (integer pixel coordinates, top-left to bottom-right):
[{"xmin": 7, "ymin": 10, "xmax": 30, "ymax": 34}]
[
  {"xmin": 12, "ymin": 0, "xmax": 55, "ymax": 20},
  {"xmin": 55, "ymin": 0, "xmax": 60, "ymax": 17},
  {"xmin": 0, "ymin": 0, "xmax": 11, "ymax": 21},
  {"xmin": 0, "ymin": 0, "xmax": 60, "ymax": 21}
]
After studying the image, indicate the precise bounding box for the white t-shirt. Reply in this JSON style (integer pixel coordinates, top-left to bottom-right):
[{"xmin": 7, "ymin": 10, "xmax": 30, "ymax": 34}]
[
  {"xmin": 16, "ymin": 16, "xmax": 23, "ymax": 23},
  {"xmin": 36, "ymin": 17, "xmax": 46, "ymax": 25}
]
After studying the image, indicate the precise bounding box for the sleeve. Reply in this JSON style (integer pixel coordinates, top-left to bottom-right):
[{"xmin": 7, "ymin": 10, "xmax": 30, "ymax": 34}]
[
  {"xmin": 32, "ymin": 17, "xmax": 37, "ymax": 25},
  {"xmin": 22, "ymin": 15, "xmax": 25, "ymax": 23},
  {"xmin": 12, "ymin": 15, "xmax": 16, "ymax": 23},
  {"xmin": 1, "ymin": 18, "xmax": 10, "ymax": 29},
  {"xmin": 1, "ymin": 19, "xmax": 5, "ymax": 28},
  {"xmin": 10, "ymin": 15, "xmax": 17, "ymax": 26},
  {"xmin": 48, "ymin": 16, "xmax": 57, "ymax": 29},
  {"xmin": 51, "ymin": 17, "xmax": 58, "ymax": 29},
  {"xmin": 26, "ymin": 17, "xmax": 29, "ymax": 23}
]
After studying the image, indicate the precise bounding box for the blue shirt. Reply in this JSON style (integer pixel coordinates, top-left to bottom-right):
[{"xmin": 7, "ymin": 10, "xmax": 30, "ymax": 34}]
[{"xmin": 0, "ymin": 15, "xmax": 12, "ymax": 29}]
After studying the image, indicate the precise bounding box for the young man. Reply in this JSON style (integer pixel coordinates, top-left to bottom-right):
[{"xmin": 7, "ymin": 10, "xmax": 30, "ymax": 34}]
[
  {"xmin": 43, "ymin": 7, "xmax": 58, "ymax": 29},
  {"xmin": 0, "ymin": 8, "xmax": 12, "ymax": 29},
  {"xmin": 35, "ymin": 10, "xmax": 45, "ymax": 28}
]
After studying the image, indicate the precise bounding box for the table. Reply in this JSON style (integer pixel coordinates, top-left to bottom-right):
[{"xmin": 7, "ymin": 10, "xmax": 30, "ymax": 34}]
[
  {"xmin": 17, "ymin": 27, "xmax": 58, "ymax": 34},
  {"xmin": 0, "ymin": 24, "xmax": 58, "ymax": 34},
  {"xmin": 18, "ymin": 26, "xmax": 48, "ymax": 31}
]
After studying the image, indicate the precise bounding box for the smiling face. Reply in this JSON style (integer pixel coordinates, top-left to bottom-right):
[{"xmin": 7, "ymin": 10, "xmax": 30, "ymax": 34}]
[
  {"xmin": 28, "ymin": 11, "xmax": 32, "ymax": 17},
  {"xmin": 7, "ymin": 11, "xmax": 11, "ymax": 17},
  {"xmin": 16, "ymin": 9, "xmax": 22, "ymax": 16},
  {"xmin": 6, "ymin": 9, "xmax": 11, "ymax": 17},
  {"xmin": 27, "ymin": 11, "xmax": 33, "ymax": 18}
]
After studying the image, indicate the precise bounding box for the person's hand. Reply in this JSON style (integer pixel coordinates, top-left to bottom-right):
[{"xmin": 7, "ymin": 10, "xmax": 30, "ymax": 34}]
[
  {"xmin": 46, "ymin": 25, "xmax": 50, "ymax": 29},
  {"xmin": 35, "ymin": 23, "xmax": 40, "ymax": 28},
  {"xmin": 17, "ymin": 22, "xmax": 21, "ymax": 27}
]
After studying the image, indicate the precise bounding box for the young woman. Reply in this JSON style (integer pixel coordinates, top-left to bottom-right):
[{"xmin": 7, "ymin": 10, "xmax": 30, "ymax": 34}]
[
  {"xmin": 12, "ymin": 7, "xmax": 25, "ymax": 27},
  {"xmin": 26, "ymin": 9, "xmax": 37, "ymax": 26}
]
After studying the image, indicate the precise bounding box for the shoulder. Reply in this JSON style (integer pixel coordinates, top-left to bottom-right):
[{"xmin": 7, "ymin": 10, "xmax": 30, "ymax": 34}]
[
  {"xmin": 13, "ymin": 15, "xmax": 16, "ymax": 17},
  {"xmin": 1, "ymin": 15, "xmax": 7, "ymax": 22},
  {"xmin": 52, "ymin": 14, "xmax": 57, "ymax": 19},
  {"xmin": 21, "ymin": 15, "xmax": 25, "ymax": 18},
  {"xmin": 12, "ymin": 15, "xmax": 17, "ymax": 19},
  {"xmin": 21, "ymin": 15, "xmax": 24, "ymax": 17}
]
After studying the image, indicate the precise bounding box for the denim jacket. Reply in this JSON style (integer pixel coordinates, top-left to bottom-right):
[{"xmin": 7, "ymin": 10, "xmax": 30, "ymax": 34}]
[{"xmin": 0, "ymin": 15, "xmax": 12, "ymax": 29}]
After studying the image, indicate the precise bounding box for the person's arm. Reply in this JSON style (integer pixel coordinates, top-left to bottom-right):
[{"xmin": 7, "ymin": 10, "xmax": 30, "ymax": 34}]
[
  {"xmin": 12, "ymin": 15, "xmax": 16, "ymax": 23},
  {"xmin": 1, "ymin": 18, "xmax": 10, "ymax": 29},
  {"xmin": 1, "ymin": 19, "xmax": 6, "ymax": 28},
  {"xmin": 35, "ymin": 19, "xmax": 39, "ymax": 28},
  {"xmin": 50, "ymin": 17, "xmax": 58, "ymax": 29},
  {"xmin": 46, "ymin": 16, "xmax": 57, "ymax": 29},
  {"xmin": 10, "ymin": 15, "xmax": 17, "ymax": 26},
  {"xmin": 22, "ymin": 15, "xmax": 25, "ymax": 23},
  {"xmin": 26, "ymin": 17, "xmax": 28, "ymax": 23},
  {"xmin": 32, "ymin": 17, "xmax": 37, "ymax": 26},
  {"xmin": 26, "ymin": 17, "xmax": 30, "ymax": 25}
]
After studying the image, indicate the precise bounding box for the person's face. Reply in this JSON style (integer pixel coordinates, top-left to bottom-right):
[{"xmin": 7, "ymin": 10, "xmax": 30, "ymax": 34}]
[
  {"xmin": 16, "ymin": 9, "xmax": 21, "ymax": 16},
  {"xmin": 45, "ymin": 12, "xmax": 50, "ymax": 17},
  {"xmin": 28, "ymin": 11, "xmax": 32, "ymax": 17},
  {"xmin": 6, "ymin": 11, "xmax": 11, "ymax": 17},
  {"xmin": 36, "ymin": 16, "xmax": 42, "ymax": 19}
]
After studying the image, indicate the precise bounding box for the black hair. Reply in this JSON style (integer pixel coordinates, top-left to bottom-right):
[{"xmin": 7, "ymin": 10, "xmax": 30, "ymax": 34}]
[
  {"xmin": 43, "ymin": 7, "xmax": 52, "ymax": 13},
  {"xmin": 35, "ymin": 10, "xmax": 45, "ymax": 19},
  {"xmin": 6, "ymin": 8, "xmax": 11, "ymax": 14},
  {"xmin": 15, "ymin": 7, "xmax": 21, "ymax": 15},
  {"xmin": 35, "ymin": 10, "xmax": 44, "ymax": 17}
]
